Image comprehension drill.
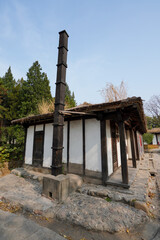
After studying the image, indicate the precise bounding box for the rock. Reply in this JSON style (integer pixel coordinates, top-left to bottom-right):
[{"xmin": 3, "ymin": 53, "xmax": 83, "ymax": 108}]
[
  {"xmin": 134, "ymin": 201, "xmax": 149, "ymax": 214},
  {"xmin": 68, "ymin": 174, "xmax": 83, "ymax": 193},
  {"xmin": 33, "ymin": 176, "xmax": 38, "ymax": 180}
]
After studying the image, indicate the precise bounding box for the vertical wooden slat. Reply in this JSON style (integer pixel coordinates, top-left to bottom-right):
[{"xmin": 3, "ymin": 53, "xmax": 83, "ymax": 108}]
[
  {"xmin": 100, "ymin": 119, "xmax": 108, "ymax": 184},
  {"xmin": 134, "ymin": 130, "xmax": 139, "ymax": 160},
  {"xmin": 32, "ymin": 125, "xmax": 36, "ymax": 165},
  {"xmin": 42, "ymin": 124, "xmax": 45, "ymax": 165},
  {"xmin": 67, "ymin": 120, "xmax": 70, "ymax": 172},
  {"xmin": 82, "ymin": 118, "xmax": 86, "ymax": 176},
  {"xmin": 130, "ymin": 129, "xmax": 136, "ymax": 168},
  {"xmin": 23, "ymin": 126, "xmax": 28, "ymax": 164},
  {"xmin": 156, "ymin": 134, "xmax": 158, "ymax": 145},
  {"xmin": 118, "ymin": 121, "xmax": 128, "ymax": 184}
]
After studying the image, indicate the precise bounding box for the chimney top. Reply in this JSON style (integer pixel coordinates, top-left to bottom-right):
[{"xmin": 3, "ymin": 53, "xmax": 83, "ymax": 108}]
[{"xmin": 59, "ymin": 30, "xmax": 69, "ymax": 37}]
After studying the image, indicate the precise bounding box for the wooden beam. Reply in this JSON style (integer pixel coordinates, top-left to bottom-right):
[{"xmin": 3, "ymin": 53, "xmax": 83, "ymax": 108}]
[
  {"xmin": 134, "ymin": 130, "xmax": 139, "ymax": 160},
  {"xmin": 118, "ymin": 120, "xmax": 128, "ymax": 184},
  {"xmin": 23, "ymin": 126, "xmax": 28, "ymax": 164},
  {"xmin": 100, "ymin": 119, "xmax": 108, "ymax": 184},
  {"xmin": 130, "ymin": 129, "xmax": 137, "ymax": 168},
  {"xmin": 82, "ymin": 119, "xmax": 86, "ymax": 176},
  {"xmin": 59, "ymin": 110, "xmax": 96, "ymax": 116}
]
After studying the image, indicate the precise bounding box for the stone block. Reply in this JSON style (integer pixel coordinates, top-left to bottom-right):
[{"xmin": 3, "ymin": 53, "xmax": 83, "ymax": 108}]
[{"xmin": 42, "ymin": 174, "xmax": 69, "ymax": 202}]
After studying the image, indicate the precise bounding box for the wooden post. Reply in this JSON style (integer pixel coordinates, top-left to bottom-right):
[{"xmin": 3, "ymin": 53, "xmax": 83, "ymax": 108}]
[
  {"xmin": 134, "ymin": 130, "xmax": 139, "ymax": 160},
  {"xmin": 156, "ymin": 134, "xmax": 158, "ymax": 145},
  {"xmin": 52, "ymin": 30, "xmax": 69, "ymax": 176},
  {"xmin": 118, "ymin": 121, "xmax": 128, "ymax": 184},
  {"xmin": 130, "ymin": 129, "xmax": 136, "ymax": 168},
  {"xmin": 82, "ymin": 118, "xmax": 86, "ymax": 176},
  {"xmin": 100, "ymin": 118, "xmax": 108, "ymax": 184}
]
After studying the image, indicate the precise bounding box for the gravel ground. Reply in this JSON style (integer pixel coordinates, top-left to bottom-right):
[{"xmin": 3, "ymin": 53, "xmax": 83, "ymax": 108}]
[
  {"xmin": 0, "ymin": 152, "xmax": 160, "ymax": 236},
  {"xmin": 56, "ymin": 192, "xmax": 147, "ymax": 233}
]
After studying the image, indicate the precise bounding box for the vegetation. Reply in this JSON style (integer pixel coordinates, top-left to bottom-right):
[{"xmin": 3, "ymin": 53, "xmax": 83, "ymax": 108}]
[
  {"xmin": 0, "ymin": 61, "xmax": 76, "ymax": 167},
  {"xmin": 100, "ymin": 81, "xmax": 127, "ymax": 102},
  {"xmin": 145, "ymin": 95, "xmax": 160, "ymax": 128},
  {"xmin": 143, "ymin": 133, "xmax": 154, "ymax": 144}
]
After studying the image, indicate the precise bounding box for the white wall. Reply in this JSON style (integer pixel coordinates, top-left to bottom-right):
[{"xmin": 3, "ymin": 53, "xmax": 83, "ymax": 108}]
[
  {"xmin": 106, "ymin": 120, "xmax": 113, "ymax": 176},
  {"xmin": 62, "ymin": 121, "xmax": 68, "ymax": 163},
  {"xmin": 43, "ymin": 123, "xmax": 53, "ymax": 168},
  {"xmin": 127, "ymin": 130, "xmax": 132, "ymax": 159},
  {"xmin": 25, "ymin": 126, "xmax": 34, "ymax": 165},
  {"xmin": 117, "ymin": 138, "xmax": 121, "ymax": 167},
  {"xmin": 35, "ymin": 124, "xmax": 43, "ymax": 131},
  {"xmin": 85, "ymin": 119, "xmax": 101, "ymax": 172},
  {"xmin": 69, "ymin": 120, "xmax": 83, "ymax": 164},
  {"xmin": 153, "ymin": 135, "xmax": 157, "ymax": 145}
]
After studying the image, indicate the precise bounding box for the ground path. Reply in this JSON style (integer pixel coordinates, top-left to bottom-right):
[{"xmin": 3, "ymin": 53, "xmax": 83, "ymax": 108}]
[{"xmin": 0, "ymin": 153, "xmax": 160, "ymax": 239}]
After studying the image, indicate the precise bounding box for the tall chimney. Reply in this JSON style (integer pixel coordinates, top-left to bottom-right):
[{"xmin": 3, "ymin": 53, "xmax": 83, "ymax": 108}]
[{"xmin": 51, "ymin": 30, "xmax": 69, "ymax": 176}]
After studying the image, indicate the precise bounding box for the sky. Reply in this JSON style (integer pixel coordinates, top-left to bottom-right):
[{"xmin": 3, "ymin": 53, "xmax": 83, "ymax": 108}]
[{"xmin": 0, "ymin": 0, "xmax": 160, "ymax": 105}]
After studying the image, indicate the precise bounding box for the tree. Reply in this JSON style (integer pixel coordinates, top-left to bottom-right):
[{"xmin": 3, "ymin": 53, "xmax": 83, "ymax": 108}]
[
  {"xmin": 65, "ymin": 83, "xmax": 76, "ymax": 108},
  {"xmin": 145, "ymin": 95, "xmax": 160, "ymax": 127},
  {"xmin": 0, "ymin": 68, "xmax": 17, "ymax": 121},
  {"xmin": 20, "ymin": 61, "xmax": 52, "ymax": 116},
  {"xmin": 143, "ymin": 133, "xmax": 154, "ymax": 144},
  {"xmin": 100, "ymin": 81, "xmax": 127, "ymax": 102},
  {"xmin": 0, "ymin": 81, "xmax": 7, "ymax": 119}
]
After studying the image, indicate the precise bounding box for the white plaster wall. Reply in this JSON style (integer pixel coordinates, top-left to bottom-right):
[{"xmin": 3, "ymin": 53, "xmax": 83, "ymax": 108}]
[
  {"xmin": 62, "ymin": 121, "xmax": 67, "ymax": 163},
  {"xmin": 43, "ymin": 123, "xmax": 53, "ymax": 168},
  {"xmin": 85, "ymin": 119, "xmax": 101, "ymax": 172},
  {"xmin": 25, "ymin": 126, "xmax": 34, "ymax": 165},
  {"xmin": 35, "ymin": 124, "xmax": 43, "ymax": 131},
  {"xmin": 127, "ymin": 130, "xmax": 132, "ymax": 159},
  {"xmin": 153, "ymin": 135, "xmax": 157, "ymax": 145},
  {"xmin": 117, "ymin": 138, "xmax": 121, "ymax": 167},
  {"xmin": 69, "ymin": 120, "xmax": 83, "ymax": 164},
  {"xmin": 125, "ymin": 130, "xmax": 129, "ymax": 160},
  {"xmin": 106, "ymin": 120, "xmax": 113, "ymax": 176}
]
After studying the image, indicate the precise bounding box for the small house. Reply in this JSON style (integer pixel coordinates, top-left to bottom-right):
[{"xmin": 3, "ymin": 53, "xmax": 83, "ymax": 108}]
[
  {"xmin": 12, "ymin": 97, "xmax": 146, "ymax": 186},
  {"xmin": 148, "ymin": 128, "xmax": 160, "ymax": 145}
]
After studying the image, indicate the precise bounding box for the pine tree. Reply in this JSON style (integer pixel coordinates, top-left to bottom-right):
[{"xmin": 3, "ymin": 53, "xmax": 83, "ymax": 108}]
[
  {"xmin": 20, "ymin": 61, "xmax": 52, "ymax": 116},
  {"xmin": 65, "ymin": 83, "xmax": 76, "ymax": 108}
]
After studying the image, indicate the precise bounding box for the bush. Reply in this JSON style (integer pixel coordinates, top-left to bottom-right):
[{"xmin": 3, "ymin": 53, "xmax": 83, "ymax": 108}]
[{"xmin": 143, "ymin": 133, "xmax": 154, "ymax": 144}]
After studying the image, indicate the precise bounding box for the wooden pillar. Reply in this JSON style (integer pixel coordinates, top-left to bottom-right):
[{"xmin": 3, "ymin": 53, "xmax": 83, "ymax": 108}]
[
  {"xmin": 130, "ymin": 129, "xmax": 136, "ymax": 168},
  {"xmin": 82, "ymin": 118, "xmax": 86, "ymax": 176},
  {"xmin": 156, "ymin": 134, "xmax": 158, "ymax": 145},
  {"xmin": 118, "ymin": 121, "xmax": 128, "ymax": 184},
  {"xmin": 52, "ymin": 30, "xmax": 69, "ymax": 176},
  {"xmin": 100, "ymin": 118, "xmax": 108, "ymax": 184},
  {"xmin": 134, "ymin": 130, "xmax": 139, "ymax": 160},
  {"xmin": 23, "ymin": 125, "xmax": 28, "ymax": 164}
]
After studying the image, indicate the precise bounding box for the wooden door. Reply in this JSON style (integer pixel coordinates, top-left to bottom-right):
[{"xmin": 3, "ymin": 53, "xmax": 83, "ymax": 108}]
[
  {"xmin": 33, "ymin": 131, "xmax": 44, "ymax": 167},
  {"xmin": 111, "ymin": 121, "xmax": 118, "ymax": 172}
]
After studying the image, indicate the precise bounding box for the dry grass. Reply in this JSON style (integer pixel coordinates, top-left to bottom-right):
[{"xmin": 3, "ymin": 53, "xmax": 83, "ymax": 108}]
[
  {"xmin": 37, "ymin": 99, "xmax": 55, "ymax": 114},
  {"xmin": 100, "ymin": 81, "xmax": 127, "ymax": 102}
]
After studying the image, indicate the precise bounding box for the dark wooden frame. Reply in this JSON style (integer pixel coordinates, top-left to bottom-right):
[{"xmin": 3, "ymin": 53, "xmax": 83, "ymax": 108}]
[
  {"xmin": 32, "ymin": 124, "xmax": 45, "ymax": 167},
  {"xmin": 100, "ymin": 118, "xmax": 108, "ymax": 184}
]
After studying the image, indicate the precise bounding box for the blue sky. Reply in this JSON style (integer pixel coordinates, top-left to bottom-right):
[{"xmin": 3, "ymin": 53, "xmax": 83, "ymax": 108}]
[{"xmin": 0, "ymin": 0, "xmax": 160, "ymax": 105}]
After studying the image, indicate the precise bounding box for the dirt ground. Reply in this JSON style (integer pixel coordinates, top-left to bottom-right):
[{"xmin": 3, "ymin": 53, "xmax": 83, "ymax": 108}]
[{"xmin": 0, "ymin": 153, "xmax": 160, "ymax": 240}]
